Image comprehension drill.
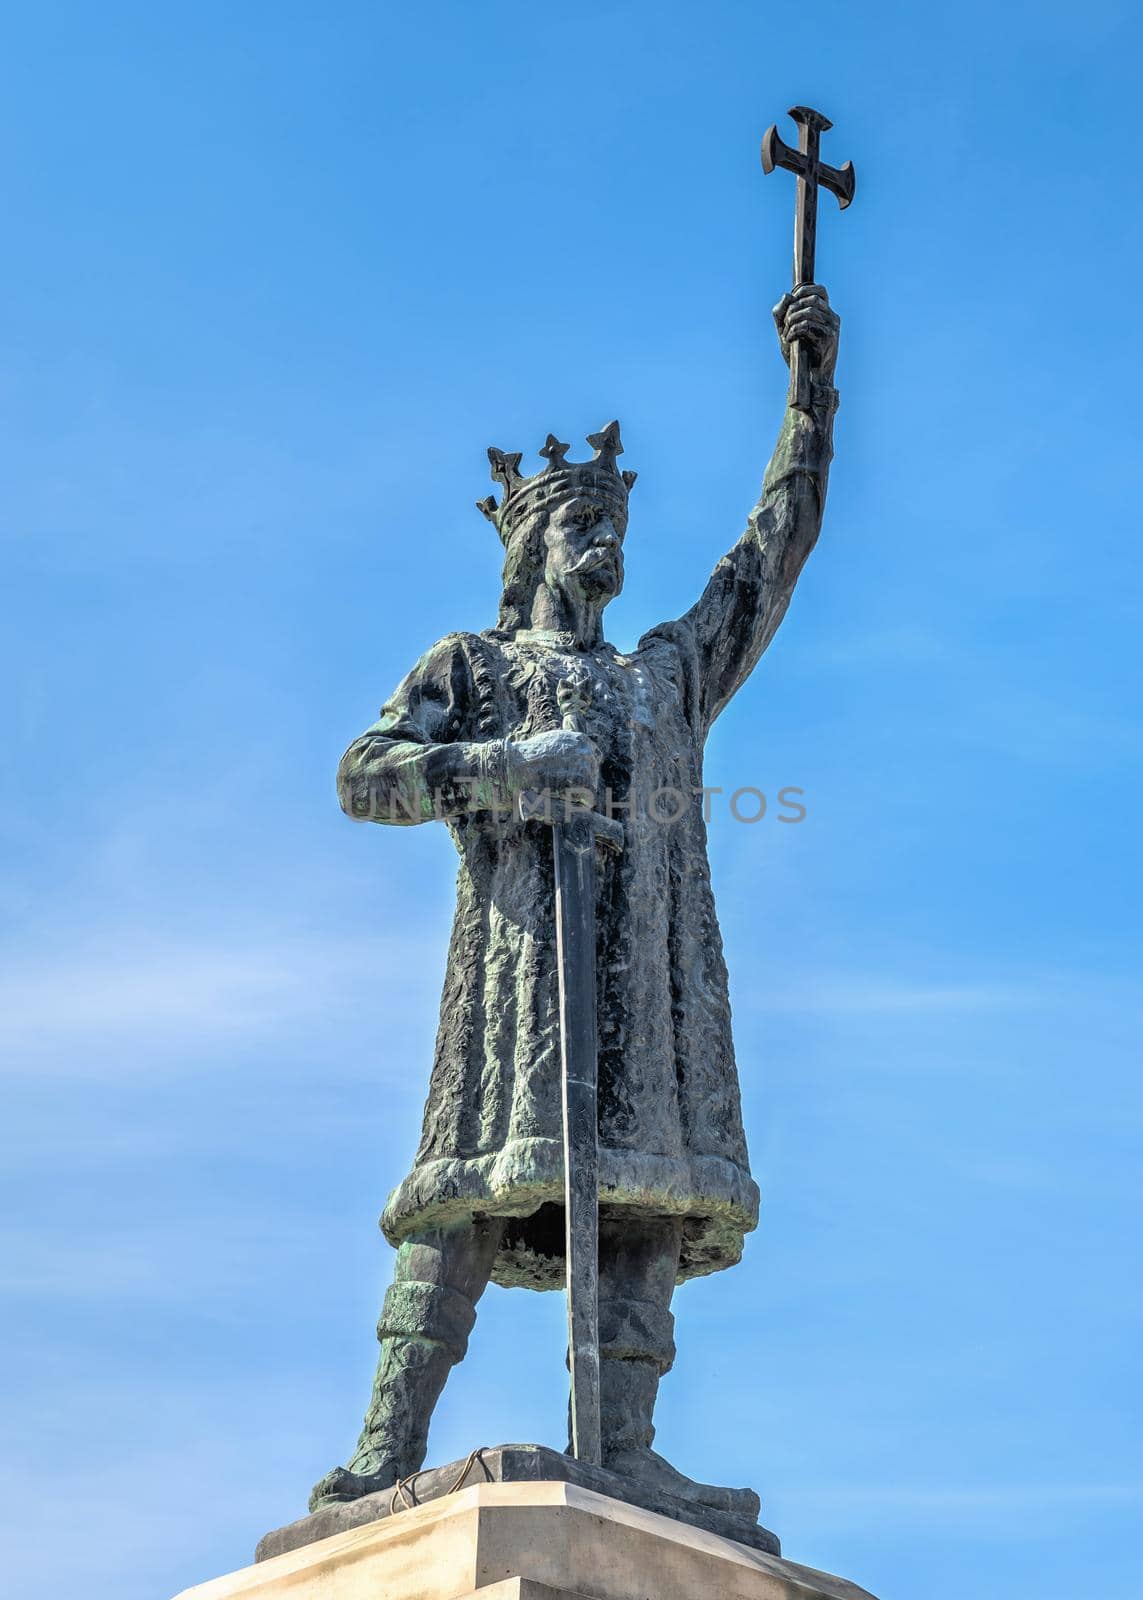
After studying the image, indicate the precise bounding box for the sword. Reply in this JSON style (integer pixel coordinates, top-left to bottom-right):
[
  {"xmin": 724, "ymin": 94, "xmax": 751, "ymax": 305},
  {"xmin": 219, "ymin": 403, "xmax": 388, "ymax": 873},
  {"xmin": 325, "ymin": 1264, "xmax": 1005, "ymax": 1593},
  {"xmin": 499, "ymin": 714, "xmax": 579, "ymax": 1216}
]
[{"xmin": 519, "ymin": 666, "xmax": 622, "ymax": 1465}]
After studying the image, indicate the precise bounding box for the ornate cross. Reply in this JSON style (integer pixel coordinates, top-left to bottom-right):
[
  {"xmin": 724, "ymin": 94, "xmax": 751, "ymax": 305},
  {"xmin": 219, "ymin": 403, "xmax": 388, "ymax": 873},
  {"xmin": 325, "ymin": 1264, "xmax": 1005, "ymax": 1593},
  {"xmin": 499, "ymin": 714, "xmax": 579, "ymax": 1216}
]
[{"xmin": 761, "ymin": 105, "xmax": 855, "ymax": 410}]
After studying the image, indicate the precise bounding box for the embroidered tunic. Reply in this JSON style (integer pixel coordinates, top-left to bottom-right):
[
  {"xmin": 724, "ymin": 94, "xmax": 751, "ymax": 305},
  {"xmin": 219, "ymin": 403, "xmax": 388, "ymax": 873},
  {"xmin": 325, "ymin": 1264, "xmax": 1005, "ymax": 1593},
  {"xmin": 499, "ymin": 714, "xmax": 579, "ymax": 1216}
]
[{"xmin": 338, "ymin": 394, "xmax": 835, "ymax": 1288}]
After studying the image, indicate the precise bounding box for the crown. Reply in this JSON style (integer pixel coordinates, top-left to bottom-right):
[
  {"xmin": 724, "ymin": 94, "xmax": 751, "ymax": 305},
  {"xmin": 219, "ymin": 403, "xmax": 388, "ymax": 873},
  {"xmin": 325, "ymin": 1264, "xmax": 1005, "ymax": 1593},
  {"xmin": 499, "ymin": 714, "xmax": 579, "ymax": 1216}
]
[{"xmin": 476, "ymin": 420, "xmax": 638, "ymax": 546}]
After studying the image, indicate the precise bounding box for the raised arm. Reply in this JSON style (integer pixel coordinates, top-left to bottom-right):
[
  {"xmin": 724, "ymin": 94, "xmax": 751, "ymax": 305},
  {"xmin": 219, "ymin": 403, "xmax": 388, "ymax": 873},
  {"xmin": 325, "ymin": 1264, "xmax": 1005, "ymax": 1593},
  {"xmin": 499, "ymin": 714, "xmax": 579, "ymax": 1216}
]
[{"xmin": 672, "ymin": 284, "xmax": 840, "ymax": 729}]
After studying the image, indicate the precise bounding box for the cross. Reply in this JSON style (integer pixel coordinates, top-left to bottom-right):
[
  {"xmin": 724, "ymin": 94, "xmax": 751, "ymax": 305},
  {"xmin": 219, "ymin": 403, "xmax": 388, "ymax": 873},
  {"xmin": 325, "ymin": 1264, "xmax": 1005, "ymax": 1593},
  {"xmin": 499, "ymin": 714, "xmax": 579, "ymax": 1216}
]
[{"xmin": 761, "ymin": 106, "xmax": 855, "ymax": 410}]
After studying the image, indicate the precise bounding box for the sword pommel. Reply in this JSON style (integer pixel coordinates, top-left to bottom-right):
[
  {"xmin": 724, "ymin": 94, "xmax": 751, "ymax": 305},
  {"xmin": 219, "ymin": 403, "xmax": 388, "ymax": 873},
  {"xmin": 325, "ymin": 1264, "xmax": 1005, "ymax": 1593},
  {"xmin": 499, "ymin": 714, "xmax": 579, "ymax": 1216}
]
[{"xmin": 788, "ymin": 104, "xmax": 833, "ymax": 133}]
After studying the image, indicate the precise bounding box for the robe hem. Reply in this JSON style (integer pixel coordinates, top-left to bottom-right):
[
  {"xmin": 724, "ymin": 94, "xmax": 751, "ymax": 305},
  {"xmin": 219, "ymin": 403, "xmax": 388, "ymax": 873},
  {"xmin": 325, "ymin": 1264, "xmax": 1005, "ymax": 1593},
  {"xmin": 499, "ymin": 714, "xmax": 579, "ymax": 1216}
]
[{"xmin": 380, "ymin": 1137, "xmax": 760, "ymax": 1290}]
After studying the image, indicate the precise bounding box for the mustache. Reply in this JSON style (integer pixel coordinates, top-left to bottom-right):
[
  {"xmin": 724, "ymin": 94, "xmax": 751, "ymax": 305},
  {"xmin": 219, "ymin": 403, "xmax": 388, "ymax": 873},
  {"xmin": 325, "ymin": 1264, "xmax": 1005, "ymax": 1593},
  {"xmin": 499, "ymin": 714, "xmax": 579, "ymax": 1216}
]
[{"xmin": 569, "ymin": 547, "xmax": 621, "ymax": 575}]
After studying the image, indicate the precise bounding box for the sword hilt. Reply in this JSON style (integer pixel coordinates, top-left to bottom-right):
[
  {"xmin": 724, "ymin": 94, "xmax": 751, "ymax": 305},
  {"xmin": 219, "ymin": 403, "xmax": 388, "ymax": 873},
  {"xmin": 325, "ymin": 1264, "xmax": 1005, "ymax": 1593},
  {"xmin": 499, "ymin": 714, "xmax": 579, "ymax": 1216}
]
[
  {"xmin": 560, "ymin": 710, "xmax": 624, "ymax": 846},
  {"xmin": 518, "ymin": 786, "xmax": 624, "ymax": 852},
  {"xmin": 516, "ymin": 666, "xmax": 624, "ymax": 850}
]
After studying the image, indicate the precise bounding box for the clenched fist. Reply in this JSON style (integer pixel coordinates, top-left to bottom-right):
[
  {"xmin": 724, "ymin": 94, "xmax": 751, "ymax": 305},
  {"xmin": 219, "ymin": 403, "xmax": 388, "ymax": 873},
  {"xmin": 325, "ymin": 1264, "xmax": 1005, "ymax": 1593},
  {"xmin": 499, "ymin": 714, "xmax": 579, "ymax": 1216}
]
[
  {"xmin": 772, "ymin": 283, "xmax": 839, "ymax": 382},
  {"xmin": 507, "ymin": 729, "xmax": 600, "ymax": 800}
]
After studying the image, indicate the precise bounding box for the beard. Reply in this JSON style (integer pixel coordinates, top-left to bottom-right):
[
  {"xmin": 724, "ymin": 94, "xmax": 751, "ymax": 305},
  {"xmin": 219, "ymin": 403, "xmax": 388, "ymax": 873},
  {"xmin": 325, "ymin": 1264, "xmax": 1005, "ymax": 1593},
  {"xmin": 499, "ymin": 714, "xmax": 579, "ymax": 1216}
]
[{"xmin": 568, "ymin": 550, "xmax": 622, "ymax": 596}]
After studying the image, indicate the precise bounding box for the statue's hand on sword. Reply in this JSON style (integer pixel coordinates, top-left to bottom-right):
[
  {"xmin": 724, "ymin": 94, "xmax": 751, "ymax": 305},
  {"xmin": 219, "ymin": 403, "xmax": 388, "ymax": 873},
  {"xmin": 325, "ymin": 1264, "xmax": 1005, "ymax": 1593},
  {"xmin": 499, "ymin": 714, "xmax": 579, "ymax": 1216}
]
[{"xmin": 507, "ymin": 729, "xmax": 600, "ymax": 809}]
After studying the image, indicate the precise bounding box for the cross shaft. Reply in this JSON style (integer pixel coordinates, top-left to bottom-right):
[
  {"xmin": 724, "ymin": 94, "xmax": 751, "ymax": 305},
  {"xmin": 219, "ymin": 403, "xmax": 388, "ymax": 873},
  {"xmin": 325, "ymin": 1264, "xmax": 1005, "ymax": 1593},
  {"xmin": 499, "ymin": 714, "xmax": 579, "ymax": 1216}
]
[{"xmin": 761, "ymin": 106, "xmax": 855, "ymax": 408}]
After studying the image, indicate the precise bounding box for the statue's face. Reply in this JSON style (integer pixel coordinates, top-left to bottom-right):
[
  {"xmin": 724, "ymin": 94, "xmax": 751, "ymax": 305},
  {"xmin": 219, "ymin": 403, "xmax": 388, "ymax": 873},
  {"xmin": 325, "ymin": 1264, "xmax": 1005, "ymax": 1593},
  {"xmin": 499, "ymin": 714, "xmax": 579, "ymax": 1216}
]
[{"xmin": 542, "ymin": 495, "xmax": 625, "ymax": 608}]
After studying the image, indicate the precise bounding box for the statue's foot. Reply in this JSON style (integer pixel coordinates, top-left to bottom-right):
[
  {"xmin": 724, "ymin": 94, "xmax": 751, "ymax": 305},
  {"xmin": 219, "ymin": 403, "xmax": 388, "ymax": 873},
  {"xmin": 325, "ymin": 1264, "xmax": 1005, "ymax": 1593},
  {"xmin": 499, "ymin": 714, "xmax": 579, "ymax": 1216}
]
[
  {"xmin": 308, "ymin": 1460, "xmax": 400, "ymax": 1512},
  {"xmin": 603, "ymin": 1445, "xmax": 761, "ymax": 1521}
]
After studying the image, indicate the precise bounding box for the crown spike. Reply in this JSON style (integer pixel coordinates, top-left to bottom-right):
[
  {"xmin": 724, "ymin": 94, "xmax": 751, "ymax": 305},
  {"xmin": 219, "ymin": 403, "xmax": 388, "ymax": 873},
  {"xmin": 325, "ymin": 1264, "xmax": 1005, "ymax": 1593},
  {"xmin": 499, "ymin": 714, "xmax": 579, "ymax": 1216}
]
[
  {"xmin": 487, "ymin": 447, "xmax": 524, "ymax": 491},
  {"xmin": 476, "ymin": 494, "xmax": 498, "ymax": 522},
  {"xmin": 539, "ymin": 433, "xmax": 570, "ymax": 468},
  {"xmin": 586, "ymin": 420, "xmax": 623, "ymax": 468},
  {"xmin": 621, "ymin": 469, "xmax": 638, "ymax": 490}
]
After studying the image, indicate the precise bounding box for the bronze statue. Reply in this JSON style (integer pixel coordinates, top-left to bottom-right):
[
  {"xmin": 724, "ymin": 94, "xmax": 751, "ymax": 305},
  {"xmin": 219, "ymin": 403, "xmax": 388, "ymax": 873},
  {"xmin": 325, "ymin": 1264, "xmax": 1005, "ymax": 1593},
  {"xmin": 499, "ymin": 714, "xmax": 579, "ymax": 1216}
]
[
  {"xmin": 311, "ymin": 277, "xmax": 841, "ymax": 1521},
  {"xmin": 305, "ymin": 107, "xmax": 854, "ymax": 1551}
]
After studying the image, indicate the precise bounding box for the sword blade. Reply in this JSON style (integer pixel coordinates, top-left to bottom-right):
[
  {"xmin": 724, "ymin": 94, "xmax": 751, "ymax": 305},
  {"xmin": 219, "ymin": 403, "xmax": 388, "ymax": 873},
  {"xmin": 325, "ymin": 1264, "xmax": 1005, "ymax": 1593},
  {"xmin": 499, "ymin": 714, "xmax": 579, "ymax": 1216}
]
[{"xmin": 553, "ymin": 811, "xmax": 601, "ymax": 1466}]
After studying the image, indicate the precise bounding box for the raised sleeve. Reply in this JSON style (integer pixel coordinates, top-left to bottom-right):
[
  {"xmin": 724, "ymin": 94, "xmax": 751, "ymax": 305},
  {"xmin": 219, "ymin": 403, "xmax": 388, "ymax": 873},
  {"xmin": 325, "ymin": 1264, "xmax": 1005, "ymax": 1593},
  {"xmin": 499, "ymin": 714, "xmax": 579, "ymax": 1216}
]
[{"xmin": 656, "ymin": 380, "xmax": 838, "ymax": 734}]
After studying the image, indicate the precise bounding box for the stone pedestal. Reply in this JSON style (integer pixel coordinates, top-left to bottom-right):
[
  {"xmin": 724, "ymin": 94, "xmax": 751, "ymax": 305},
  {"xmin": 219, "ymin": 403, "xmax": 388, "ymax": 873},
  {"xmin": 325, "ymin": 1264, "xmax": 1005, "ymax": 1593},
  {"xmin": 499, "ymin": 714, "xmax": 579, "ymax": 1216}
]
[
  {"xmin": 172, "ymin": 1480, "xmax": 878, "ymax": 1600},
  {"xmin": 256, "ymin": 1443, "xmax": 781, "ymax": 1561}
]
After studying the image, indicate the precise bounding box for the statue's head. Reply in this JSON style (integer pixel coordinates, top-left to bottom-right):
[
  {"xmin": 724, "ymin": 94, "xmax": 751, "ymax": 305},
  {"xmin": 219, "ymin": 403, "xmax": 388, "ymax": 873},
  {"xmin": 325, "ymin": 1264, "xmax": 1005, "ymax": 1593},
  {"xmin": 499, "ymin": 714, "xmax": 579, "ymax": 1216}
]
[{"xmin": 477, "ymin": 422, "xmax": 637, "ymax": 634}]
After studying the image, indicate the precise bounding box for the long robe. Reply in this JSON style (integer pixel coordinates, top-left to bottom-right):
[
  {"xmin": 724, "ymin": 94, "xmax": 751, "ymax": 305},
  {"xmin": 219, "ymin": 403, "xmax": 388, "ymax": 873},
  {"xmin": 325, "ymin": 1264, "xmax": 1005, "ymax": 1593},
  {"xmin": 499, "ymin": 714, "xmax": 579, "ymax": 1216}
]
[{"xmin": 338, "ymin": 392, "xmax": 836, "ymax": 1289}]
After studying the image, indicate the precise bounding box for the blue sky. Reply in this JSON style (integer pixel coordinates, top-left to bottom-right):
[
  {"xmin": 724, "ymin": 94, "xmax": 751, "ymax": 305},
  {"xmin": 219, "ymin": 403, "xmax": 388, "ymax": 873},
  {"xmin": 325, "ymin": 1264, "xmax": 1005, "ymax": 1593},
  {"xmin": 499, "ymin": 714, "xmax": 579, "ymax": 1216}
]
[{"xmin": 2, "ymin": 3, "xmax": 1141, "ymax": 1597}]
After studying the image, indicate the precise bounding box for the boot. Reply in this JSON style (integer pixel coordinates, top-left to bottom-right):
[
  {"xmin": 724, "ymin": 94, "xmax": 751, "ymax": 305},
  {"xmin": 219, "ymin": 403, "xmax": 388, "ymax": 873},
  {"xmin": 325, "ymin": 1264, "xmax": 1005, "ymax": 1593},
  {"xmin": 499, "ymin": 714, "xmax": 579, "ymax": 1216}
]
[
  {"xmin": 600, "ymin": 1345, "xmax": 760, "ymax": 1520},
  {"xmin": 309, "ymin": 1276, "xmax": 479, "ymax": 1510}
]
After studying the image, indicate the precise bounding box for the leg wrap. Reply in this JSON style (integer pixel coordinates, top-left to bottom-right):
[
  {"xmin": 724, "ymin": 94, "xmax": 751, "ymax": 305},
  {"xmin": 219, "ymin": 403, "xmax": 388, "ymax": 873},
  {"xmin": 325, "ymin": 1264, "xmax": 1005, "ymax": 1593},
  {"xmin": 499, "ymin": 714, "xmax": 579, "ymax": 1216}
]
[
  {"xmin": 596, "ymin": 1219, "xmax": 683, "ymax": 1459},
  {"xmin": 377, "ymin": 1280, "xmax": 478, "ymax": 1363},
  {"xmin": 599, "ymin": 1295, "xmax": 676, "ymax": 1374},
  {"xmin": 599, "ymin": 1354, "xmax": 661, "ymax": 1451}
]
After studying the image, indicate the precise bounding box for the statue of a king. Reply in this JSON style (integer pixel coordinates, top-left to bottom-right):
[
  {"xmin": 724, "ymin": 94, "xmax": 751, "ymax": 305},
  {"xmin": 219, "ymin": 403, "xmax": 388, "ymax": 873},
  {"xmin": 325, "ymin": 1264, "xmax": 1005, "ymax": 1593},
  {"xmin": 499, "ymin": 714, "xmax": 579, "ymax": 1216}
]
[{"xmin": 311, "ymin": 282, "xmax": 841, "ymax": 1519}]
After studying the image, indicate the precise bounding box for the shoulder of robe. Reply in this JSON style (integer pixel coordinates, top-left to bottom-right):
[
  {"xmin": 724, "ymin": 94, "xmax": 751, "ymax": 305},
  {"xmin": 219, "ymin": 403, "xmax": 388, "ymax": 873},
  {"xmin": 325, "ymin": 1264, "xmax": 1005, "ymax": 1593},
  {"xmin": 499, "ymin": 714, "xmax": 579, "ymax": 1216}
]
[
  {"xmin": 403, "ymin": 631, "xmax": 486, "ymax": 678},
  {"xmin": 634, "ymin": 619, "xmax": 694, "ymax": 665},
  {"xmin": 399, "ymin": 631, "xmax": 507, "ymax": 737}
]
